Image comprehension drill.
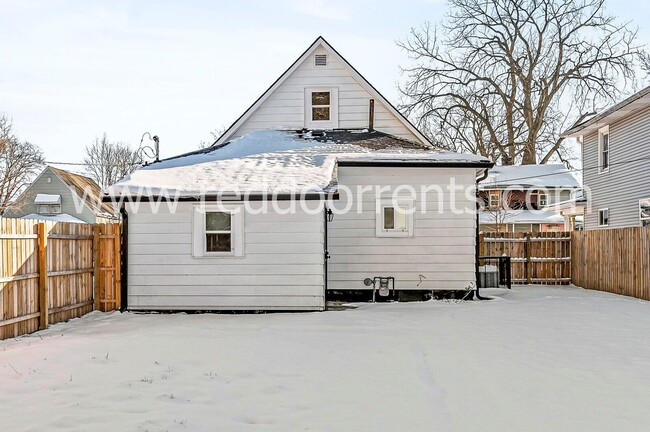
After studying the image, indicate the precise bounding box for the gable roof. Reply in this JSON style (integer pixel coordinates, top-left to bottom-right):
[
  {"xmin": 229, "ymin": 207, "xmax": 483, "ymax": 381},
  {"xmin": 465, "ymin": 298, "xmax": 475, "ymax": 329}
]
[
  {"xmin": 47, "ymin": 166, "xmax": 116, "ymax": 217},
  {"xmin": 562, "ymin": 85, "xmax": 650, "ymax": 138},
  {"xmin": 214, "ymin": 36, "xmax": 431, "ymax": 147},
  {"xmin": 479, "ymin": 164, "xmax": 580, "ymax": 190}
]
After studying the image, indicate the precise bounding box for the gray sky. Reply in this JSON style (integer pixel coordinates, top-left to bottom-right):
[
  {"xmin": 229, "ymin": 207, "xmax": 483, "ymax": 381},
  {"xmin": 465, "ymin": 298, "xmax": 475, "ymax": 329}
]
[{"xmin": 1, "ymin": 0, "xmax": 648, "ymax": 168}]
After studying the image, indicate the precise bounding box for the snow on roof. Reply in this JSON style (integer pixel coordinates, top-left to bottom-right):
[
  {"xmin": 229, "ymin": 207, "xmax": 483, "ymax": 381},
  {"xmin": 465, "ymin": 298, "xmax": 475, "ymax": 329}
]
[
  {"xmin": 21, "ymin": 213, "xmax": 85, "ymax": 223},
  {"xmin": 34, "ymin": 194, "xmax": 61, "ymax": 205},
  {"xmin": 479, "ymin": 209, "xmax": 564, "ymax": 224},
  {"xmin": 480, "ymin": 164, "xmax": 580, "ymax": 190},
  {"xmin": 107, "ymin": 130, "xmax": 491, "ymax": 197}
]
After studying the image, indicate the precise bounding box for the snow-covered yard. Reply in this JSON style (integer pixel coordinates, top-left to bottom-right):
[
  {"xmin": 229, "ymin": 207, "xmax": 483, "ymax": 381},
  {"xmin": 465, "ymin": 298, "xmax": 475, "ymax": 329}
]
[{"xmin": 2, "ymin": 285, "xmax": 650, "ymax": 432}]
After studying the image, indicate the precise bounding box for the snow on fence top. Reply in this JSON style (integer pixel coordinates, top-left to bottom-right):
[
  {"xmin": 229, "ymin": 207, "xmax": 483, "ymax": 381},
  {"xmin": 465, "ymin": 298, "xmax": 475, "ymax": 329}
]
[{"xmin": 107, "ymin": 129, "xmax": 491, "ymax": 197}]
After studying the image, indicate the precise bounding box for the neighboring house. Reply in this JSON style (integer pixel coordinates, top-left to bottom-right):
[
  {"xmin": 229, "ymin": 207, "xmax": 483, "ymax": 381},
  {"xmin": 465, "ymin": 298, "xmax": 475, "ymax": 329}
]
[
  {"xmin": 4, "ymin": 166, "xmax": 118, "ymax": 224},
  {"xmin": 563, "ymin": 85, "xmax": 650, "ymax": 229},
  {"xmin": 478, "ymin": 164, "xmax": 581, "ymax": 233},
  {"xmin": 104, "ymin": 36, "xmax": 493, "ymax": 311}
]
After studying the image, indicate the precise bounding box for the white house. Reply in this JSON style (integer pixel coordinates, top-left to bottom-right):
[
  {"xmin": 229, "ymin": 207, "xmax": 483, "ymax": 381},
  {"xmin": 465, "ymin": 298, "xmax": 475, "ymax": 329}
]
[{"xmin": 105, "ymin": 37, "xmax": 493, "ymax": 311}]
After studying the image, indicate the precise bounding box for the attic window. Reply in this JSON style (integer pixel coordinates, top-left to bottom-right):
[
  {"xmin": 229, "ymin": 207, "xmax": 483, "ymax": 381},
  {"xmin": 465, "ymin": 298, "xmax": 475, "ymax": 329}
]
[
  {"xmin": 311, "ymin": 92, "xmax": 330, "ymax": 121},
  {"xmin": 314, "ymin": 54, "xmax": 327, "ymax": 66}
]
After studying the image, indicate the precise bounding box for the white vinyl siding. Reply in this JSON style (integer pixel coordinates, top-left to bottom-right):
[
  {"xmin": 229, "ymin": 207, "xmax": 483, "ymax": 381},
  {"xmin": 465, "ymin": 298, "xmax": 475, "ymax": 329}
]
[
  {"xmin": 582, "ymin": 105, "xmax": 650, "ymax": 229},
  {"xmin": 327, "ymin": 167, "xmax": 478, "ymax": 291},
  {"xmin": 231, "ymin": 46, "xmax": 422, "ymax": 143},
  {"xmin": 128, "ymin": 203, "xmax": 325, "ymax": 311}
]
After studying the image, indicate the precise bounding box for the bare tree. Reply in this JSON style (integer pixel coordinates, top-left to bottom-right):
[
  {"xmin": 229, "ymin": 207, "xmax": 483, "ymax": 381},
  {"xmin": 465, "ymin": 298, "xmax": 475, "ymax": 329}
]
[
  {"xmin": 199, "ymin": 126, "xmax": 227, "ymax": 149},
  {"xmin": 84, "ymin": 134, "xmax": 140, "ymax": 188},
  {"xmin": 399, "ymin": 0, "xmax": 642, "ymax": 164},
  {"xmin": 0, "ymin": 115, "xmax": 44, "ymax": 214}
]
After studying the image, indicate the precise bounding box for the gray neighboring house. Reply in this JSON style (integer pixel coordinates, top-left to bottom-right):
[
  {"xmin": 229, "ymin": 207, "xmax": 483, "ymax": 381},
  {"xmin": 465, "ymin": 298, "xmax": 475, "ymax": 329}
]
[
  {"xmin": 563, "ymin": 85, "xmax": 650, "ymax": 229},
  {"xmin": 4, "ymin": 166, "xmax": 118, "ymax": 224}
]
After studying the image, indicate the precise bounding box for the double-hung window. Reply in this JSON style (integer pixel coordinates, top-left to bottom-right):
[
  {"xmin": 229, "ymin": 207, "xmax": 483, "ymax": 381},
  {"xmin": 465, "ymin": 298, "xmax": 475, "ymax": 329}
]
[
  {"xmin": 599, "ymin": 126, "xmax": 610, "ymax": 172},
  {"xmin": 488, "ymin": 191, "xmax": 500, "ymax": 210},
  {"xmin": 193, "ymin": 205, "xmax": 244, "ymax": 257},
  {"xmin": 304, "ymin": 88, "xmax": 338, "ymax": 129},
  {"xmin": 598, "ymin": 208, "xmax": 609, "ymax": 227}
]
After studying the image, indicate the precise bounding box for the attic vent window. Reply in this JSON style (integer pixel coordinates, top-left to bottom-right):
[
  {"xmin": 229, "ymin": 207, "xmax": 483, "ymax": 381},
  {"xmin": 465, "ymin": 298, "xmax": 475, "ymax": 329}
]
[{"xmin": 314, "ymin": 54, "xmax": 327, "ymax": 66}]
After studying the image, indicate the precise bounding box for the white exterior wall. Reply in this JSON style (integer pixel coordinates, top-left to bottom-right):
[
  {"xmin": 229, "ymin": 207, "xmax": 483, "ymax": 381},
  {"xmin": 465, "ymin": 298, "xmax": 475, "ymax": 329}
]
[
  {"xmin": 328, "ymin": 167, "xmax": 478, "ymax": 291},
  {"xmin": 232, "ymin": 46, "xmax": 421, "ymax": 143},
  {"xmin": 127, "ymin": 203, "xmax": 325, "ymax": 311}
]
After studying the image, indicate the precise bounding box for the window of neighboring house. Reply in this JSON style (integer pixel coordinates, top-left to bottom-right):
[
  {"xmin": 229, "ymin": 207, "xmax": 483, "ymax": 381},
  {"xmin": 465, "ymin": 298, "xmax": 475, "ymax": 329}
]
[
  {"xmin": 538, "ymin": 192, "xmax": 547, "ymax": 208},
  {"xmin": 192, "ymin": 205, "xmax": 244, "ymax": 257},
  {"xmin": 489, "ymin": 192, "xmax": 500, "ymax": 210},
  {"xmin": 376, "ymin": 198, "xmax": 414, "ymax": 237},
  {"xmin": 37, "ymin": 204, "xmax": 61, "ymax": 215},
  {"xmin": 640, "ymin": 198, "xmax": 650, "ymax": 227},
  {"xmin": 599, "ymin": 126, "xmax": 610, "ymax": 172},
  {"xmin": 598, "ymin": 208, "xmax": 609, "ymax": 227},
  {"xmin": 304, "ymin": 88, "xmax": 338, "ymax": 129}
]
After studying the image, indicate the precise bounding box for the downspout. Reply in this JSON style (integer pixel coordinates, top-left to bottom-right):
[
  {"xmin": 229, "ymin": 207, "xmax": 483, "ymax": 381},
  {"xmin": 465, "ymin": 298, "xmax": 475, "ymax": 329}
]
[
  {"xmin": 323, "ymin": 205, "xmax": 332, "ymax": 311},
  {"xmin": 120, "ymin": 205, "xmax": 128, "ymax": 311},
  {"xmin": 475, "ymin": 168, "xmax": 490, "ymax": 300}
]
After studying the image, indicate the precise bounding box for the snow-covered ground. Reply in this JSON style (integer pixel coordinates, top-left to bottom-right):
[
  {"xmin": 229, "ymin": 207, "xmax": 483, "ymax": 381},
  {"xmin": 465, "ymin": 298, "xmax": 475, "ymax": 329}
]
[{"xmin": 2, "ymin": 285, "xmax": 650, "ymax": 432}]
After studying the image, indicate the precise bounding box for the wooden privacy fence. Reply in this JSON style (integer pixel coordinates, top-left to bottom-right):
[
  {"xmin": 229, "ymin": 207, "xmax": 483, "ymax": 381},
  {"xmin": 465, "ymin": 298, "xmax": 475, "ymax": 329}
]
[
  {"xmin": 479, "ymin": 231, "xmax": 572, "ymax": 284},
  {"xmin": 572, "ymin": 227, "xmax": 650, "ymax": 301},
  {"xmin": 0, "ymin": 219, "xmax": 121, "ymax": 340}
]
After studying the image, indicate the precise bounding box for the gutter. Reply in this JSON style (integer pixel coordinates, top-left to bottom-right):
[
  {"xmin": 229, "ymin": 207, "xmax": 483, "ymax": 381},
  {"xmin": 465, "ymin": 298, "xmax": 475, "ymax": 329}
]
[
  {"xmin": 102, "ymin": 192, "xmax": 340, "ymax": 203},
  {"xmin": 337, "ymin": 160, "xmax": 493, "ymax": 168}
]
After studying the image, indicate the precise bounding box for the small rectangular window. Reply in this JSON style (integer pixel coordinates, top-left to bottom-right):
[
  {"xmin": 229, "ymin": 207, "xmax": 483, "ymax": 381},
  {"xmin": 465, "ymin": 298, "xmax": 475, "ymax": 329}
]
[
  {"xmin": 598, "ymin": 208, "xmax": 609, "ymax": 227},
  {"xmin": 311, "ymin": 91, "xmax": 331, "ymax": 121},
  {"xmin": 640, "ymin": 198, "xmax": 650, "ymax": 226},
  {"xmin": 599, "ymin": 126, "xmax": 610, "ymax": 172},
  {"xmin": 538, "ymin": 193, "xmax": 547, "ymax": 207},
  {"xmin": 37, "ymin": 204, "xmax": 61, "ymax": 215},
  {"xmin": 205, "ymin": 212, "xmax": 232, "ymax": 253},
  {"xmin": 376, "ymin": 199, "xmax": 414, "ymax": 237},
  {"xmin": 193, "ymin": 206, "xmax": 244, "ymax": 257}
]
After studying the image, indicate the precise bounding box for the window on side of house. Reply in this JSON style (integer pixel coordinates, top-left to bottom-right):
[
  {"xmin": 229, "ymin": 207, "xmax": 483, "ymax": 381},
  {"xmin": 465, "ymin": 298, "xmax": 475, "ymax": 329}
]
[
  {"xmin": 376, "ymin": 199, "xmax": 414, "ymax": 237},
  {"xmin": 192, "ymin": 205, "xmax": 244, "ymax": 257},
  {"xmin": 598, "ymin": 208, "xmax": 609, "ymax": 227},
  {"xmin": 538, "ymin": 192, "xmax": 547, "ymax": 207},
  {"xmin": 599, "ymin": 126, "xmax": 609, "ymax": 172},
  {"xmin": 640, "ymin": 198, "xmax": 650, "ymax": 227}
]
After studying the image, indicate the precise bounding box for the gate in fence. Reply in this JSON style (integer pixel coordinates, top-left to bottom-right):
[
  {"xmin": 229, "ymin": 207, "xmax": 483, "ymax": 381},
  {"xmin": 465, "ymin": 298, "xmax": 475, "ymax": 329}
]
[{"xmin": 479, "ymin": 231, "xmax": 571, "ymax": 285}]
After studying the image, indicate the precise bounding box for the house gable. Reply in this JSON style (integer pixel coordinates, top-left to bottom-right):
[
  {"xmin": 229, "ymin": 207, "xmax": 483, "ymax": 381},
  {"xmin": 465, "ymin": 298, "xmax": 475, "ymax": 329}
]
[{"xmin": 216, "ymin": 37, "xmax": 430, "ymax": 147}]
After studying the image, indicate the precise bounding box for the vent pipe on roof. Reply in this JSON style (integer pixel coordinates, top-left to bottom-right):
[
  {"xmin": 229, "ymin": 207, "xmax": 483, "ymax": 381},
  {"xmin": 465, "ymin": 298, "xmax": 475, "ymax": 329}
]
[{"xmin": 369, "ymin": 99, "xmax": 375, "ymax": 130}]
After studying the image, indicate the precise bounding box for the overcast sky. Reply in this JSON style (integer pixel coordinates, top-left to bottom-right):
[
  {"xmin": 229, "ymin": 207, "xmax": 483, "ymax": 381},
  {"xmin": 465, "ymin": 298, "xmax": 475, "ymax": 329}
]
[{"xmin": 1, "ymin": 0, "xmax": 649, "ymax": 169}]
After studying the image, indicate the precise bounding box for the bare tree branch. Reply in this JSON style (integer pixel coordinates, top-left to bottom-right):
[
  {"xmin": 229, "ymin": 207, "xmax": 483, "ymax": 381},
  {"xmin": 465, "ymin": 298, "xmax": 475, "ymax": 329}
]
[
  {"xmin": 398, "ymin": 0, "xmax": 642, "ymax": 165},
  {"xmin": 0, "ymin": 114, "xmax": 44, "ymax": 214},
  {"xmin": 84, "ymin": 134, "xmax": 140, "ymax": 189}
]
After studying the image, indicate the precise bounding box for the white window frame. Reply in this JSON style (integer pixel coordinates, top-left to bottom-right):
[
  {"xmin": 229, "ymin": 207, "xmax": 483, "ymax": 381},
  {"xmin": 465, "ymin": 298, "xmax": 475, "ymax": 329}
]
[
  {"xmin": 192, "ymin": 204, "xmax": 244, "ymax": 258},
  {"xmin": 598, "ymin": 208, "xmax": 609, "ymax": 227},
  {"xmin": 376, "ymin": 198, "xmax": 415, "ymax": 238},
  {"xmin": 640, "ymin": 198, "xmax": 650, "ymax": 227},
  {"xmin": 538, "ymin": 192, "xmax": 547, "ymax": 208},
  {"xmin": 488, "ymin": 191, "xmax": 500, "ymax": 210},
  {"xmin": 598, "ymin": 125, "xmax": 610, "ymax": 173},
  {"xmin": 304, "ymin": 87, "xmax": 339, "ymax": 129}
]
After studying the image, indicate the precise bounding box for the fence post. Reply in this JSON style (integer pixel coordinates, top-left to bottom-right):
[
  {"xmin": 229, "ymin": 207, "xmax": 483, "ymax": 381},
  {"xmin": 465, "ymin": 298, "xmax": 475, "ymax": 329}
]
[
  {"xmin": 38, "ymin": 222, "xmax": 48, "ymax": 330},
  {"xmin": 93, "ymin": 224, "xmax": 101, "ymax": 311},
  {"xmin": 525, "ymin": 232, "xmax": 532, "ymax": 284}
]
